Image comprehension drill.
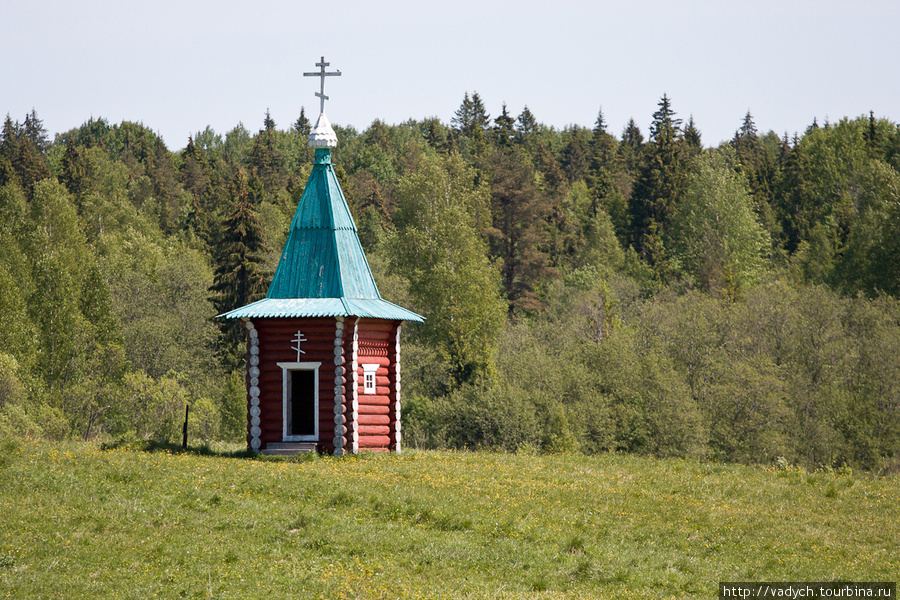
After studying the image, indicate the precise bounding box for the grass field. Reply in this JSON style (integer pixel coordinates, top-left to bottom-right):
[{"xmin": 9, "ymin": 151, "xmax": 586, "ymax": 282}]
[{"xmin": 0, "ymin": 440, "xmax": 896, "ymax": 599}]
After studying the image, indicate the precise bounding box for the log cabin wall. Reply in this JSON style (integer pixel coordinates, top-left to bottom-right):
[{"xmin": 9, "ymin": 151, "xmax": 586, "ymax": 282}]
[
  {"xmin": 245, "ymin": 317, "xmax": 345, "ymax": 454},
  {"xmin": 243, "ymin": 316, "xmax": 401, "ymax": 455},
  {"xmin": 355, "ymin": 319, "xmax": 400, "ymax": 452}
]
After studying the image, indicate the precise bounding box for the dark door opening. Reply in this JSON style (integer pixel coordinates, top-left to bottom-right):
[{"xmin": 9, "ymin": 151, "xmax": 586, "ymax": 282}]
[{"xmin": 287, "ymin": 369, "xmax": 316, "ymax": 437}]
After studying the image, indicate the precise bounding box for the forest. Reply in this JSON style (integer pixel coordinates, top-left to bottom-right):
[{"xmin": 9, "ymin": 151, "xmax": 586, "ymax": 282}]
[{"xmin": 1, "ymin": 94, "xmax": 899, "ymax": 472}]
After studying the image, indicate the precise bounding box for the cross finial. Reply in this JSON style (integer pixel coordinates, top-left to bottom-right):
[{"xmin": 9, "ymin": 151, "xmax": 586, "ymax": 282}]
[{"xmin": 303, "ymin": 56, "xmax": 341, "ymax": 114}]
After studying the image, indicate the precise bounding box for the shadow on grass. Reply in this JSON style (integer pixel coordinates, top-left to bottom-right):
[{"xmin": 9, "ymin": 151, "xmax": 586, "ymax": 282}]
[
  {"xmin": 97, "ymin": 437, "xmax": 320, "ymax": 461},
  {"xmin": 100, "ymin": 437, "xmax": 256, "ymax": 458}
]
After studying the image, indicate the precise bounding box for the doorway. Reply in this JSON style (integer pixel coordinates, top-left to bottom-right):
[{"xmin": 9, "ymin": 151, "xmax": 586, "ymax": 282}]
[{"xmin": 278, "ymin": 362, "xmax": 320, "ymax": 441}]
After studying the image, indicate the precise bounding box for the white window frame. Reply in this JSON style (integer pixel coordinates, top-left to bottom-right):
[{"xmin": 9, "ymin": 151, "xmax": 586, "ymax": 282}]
[
  {"xmin": 277, "ymin": 362, "xmax": 321, "ymax": 442},
  {"xmin": 362, "ymin": 363, "xmax": 379, "ymax": 395}
]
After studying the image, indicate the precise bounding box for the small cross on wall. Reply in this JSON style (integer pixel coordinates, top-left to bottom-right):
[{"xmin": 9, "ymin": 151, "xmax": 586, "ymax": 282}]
[
  {"xmin": 303, "ymin": 56, "xmax": 341, "ymax": 114},
  {"xmin": 291, "ymin": 330, "xmax": 307, "ymax": 362}
]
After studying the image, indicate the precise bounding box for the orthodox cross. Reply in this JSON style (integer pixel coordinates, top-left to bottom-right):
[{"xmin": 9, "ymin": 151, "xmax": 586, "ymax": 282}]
[
  {"xmin": 303, "ymin": 56, "xmax": 341, "ymax": 114},
  {"xmin": 291, "ymin": 330, "xmax": 307, "ymax": 362}
]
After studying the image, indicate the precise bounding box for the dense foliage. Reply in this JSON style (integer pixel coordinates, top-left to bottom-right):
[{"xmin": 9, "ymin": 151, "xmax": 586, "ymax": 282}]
[{"xmin": 1, "ymin": 99, "xmax": 898, "ymax": 471}]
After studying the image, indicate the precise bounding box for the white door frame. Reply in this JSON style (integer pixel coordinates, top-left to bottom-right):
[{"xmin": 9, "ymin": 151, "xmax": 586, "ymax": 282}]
[{"xmin": 277, "ymin": 362, "xmax": 321, "ymax": 442}]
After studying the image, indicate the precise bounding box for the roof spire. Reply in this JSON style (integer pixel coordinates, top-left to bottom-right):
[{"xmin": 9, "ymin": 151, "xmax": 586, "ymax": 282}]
[{"xmin": 303, "ymin": 56, "xmax": 341, "ymax": 148}]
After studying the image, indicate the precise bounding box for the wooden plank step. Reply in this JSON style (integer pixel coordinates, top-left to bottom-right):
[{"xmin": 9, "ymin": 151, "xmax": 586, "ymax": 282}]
[{"xmin": 261, "ymin": 442, "xmax": 319, "ymax": 456}]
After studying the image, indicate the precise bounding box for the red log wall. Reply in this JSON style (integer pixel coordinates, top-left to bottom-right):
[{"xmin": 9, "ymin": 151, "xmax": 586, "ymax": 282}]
[{"xmin": 245, "ymin": 317, "xmax": 401, "ymax": 455}]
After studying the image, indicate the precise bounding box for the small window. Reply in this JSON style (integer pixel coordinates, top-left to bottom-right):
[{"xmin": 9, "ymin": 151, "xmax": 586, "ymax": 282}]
[{"xmin": 362, "ymin": 364, "xmax": 379, "ymax": 395}]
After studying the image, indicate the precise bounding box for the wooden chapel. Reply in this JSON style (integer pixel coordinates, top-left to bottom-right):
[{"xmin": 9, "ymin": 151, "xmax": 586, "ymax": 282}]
[{"xmin": 219, "ymin": 57, "xmax": 423, "ymax": 456}]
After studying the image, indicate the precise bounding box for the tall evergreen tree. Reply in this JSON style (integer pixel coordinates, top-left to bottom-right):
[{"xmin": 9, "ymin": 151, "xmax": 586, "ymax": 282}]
[
  {"xmin": 732, "ymin": 111, "xmax": 779, "ymax": 244},
  {"xmin": 862, "ymin": 110, "xmax": 882, "ymax": 158},
  {"xmin": 516, "ymin": 106, "xmax": 538, "ymax": 139},
  {"xmin": 470, "ymin": 92, "xmax": 490, "ymax": 132},
  {"xmin": 422, "ymin": 117, "xmax": 451, "ymax": 153},
  {"xmin": 622, "ymin": 118, "xmax": 644, "ymax": 148},
  {"xmin": 293, "ymin": 107, "xmax": 311, "ymax": 137},
  {"xmin": 23, "ymin": 110, "xmax": 50, "ymax": 153},
  {"xmin": 648, "ymin": 94, "xmax": 682, "ymax": 142},
  {"xmin": 209, "ymin": 169, "xmax": 270, "ymax": 367},
  {"xmin": 560, "ymin": 125, "xmax": 589, "ymax": 184},
  {"xmin": 589, "ymin": 108, "xmax": 618, "ymax": 173},
  {"xmin": 493, "ymin": 103, "xmax": 515, "ymax": 147},
  {"xmin": 248, "ymin": 111, "xmax": 285, "ymax": 195},
  {"xmin": 629, "ymin": 95, "xmax": 690, "ymax": 269},
  {"xmin": 683, "ymin": 116, "xmax": 702, "ymax": 153},
  {"xmin": 534, "ymin": 142, "xmax": 566, "ymax": 195},
  {"xmin": 593, "ymin": 107, "xmax": 607, "ymax": 135},
  {"xmin": 732, "ymin": 112, "xmax": 763, "ymax": 170},
  {"xmin": 452, "ymin": 92, "xmax": 490, "ymax": 157},
  {"xmin": 0, "ymin": 113, "xmax": 51, "ymax": 195},
  {"xmin": 180, "ymin": 136, "xmax": 209, "ymax": 198},
  {"xmin": 59, "ymin": 138, "xmax": 86, "ymax": 197},
  {"xmin": 619, "ymin": 117, "xmax": 645, "ymax": 176},
  {"xmin": 484, "ymin": 147, "xmax": 556, "ymax": 312},
  {"xmin": 263, "ymin": 109, "xmax": 276, "ymax": 132},
  {"xmin": 290, "ymin": 108, "xmax": 312, "ymax": 166},
  {"xmin": 774, "ymin": 134, "xmax": 814, "ymax": 254},
  {"xmin": 0, "ymin": 116, "xmax": 21, "ymax": 188},
  {"xmin": 180, "ymin": 135, "xmax": 228, "ymax": 246},
  {"xmin": 451, "ymin": 92, "xmax": 474, "ymax": 134},
  {"xmin": 587, "ymin": 109, "xmax": 628, "ymax": 239}
]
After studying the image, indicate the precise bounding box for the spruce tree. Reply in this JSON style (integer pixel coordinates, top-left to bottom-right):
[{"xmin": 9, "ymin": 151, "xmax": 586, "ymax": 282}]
[
  {"xmin": 483, "ymin": 147, "xmax": 556, "ymax": 312},
  {"xmin": 1, "ymin": 113, "xmax": 51, "ymax": 195},
  {"xmin": 732, "ymin": 111, "xmax": 778, "ymax": 241},
  {"xmin": 23, "ymin": 110, "xmax": 50, "ymax": 153},
  {"xmin": 535, "ymin": 142, "xmax": 566, "ymax": 194},
  {"xmin": 1, "ymin": 116, "xmax": 20, "ymax": 188},
  {"xmin": 293, "ymin": 107, "xmax": 311, "ymax": 136},
  {"xmin": 629, "ymin": 94, "xmax": 689, "ymax": 270},
  {"xmin": 622, "ymin": 118, "xmax": 644, "ymax": 148},
  {"xmin": 516, "ymin": 106, "xmax": 538, "ymax": 139},
  {"xmin": 589, "ymin": 108, "xmax": 618, "ymax": 173},
  {"xmin": 648, "ymin": 93, "xmax": 682, "ymax": 143},
  {"xmin": 249, "ymin": 112, "xmax": 285, "ymax": 195},
  {"xmin": 451, "ymin": 92, "xmax": 474, "ymax": 135},
  {"xmin": 263, "ymin": 109, "xmax": 276, "ymax": 132},
  {"xmin": 452, "ymin": 92, "xmax": 489, "ymax": 157},
  {"xmin": 560, "ymin": 125, "xmax": 589, "ymax": 183},
  {"xmin": 684, "ymin": 116, "xmax": 703, "ymax": 153},
  {"xmin": 422, "ymin": 117, "xmax": 449, "ymax": 152},
  {"xmin": 60, "ymin": 138, "xmax": 85, "ymax": 197},
  {"xmin": 180, "ymin": 136, "xmax": 210, "ymax": 198},
  {"xmin": 147, "ymin": 136, "xmax": 180, "ymax": 231},
  {"xmin": 493, "ymin": 103, "xmax": 515, "ymax": 147},
  {"xmin": 209, "ymin": 169, "xmax": 270, "ymax": 367},
  {"xmin": 862, "ymin": 110, "xmax": 887, "ymax": 160},
  {"xmin": 469, "ymin": 92, "xmax": 490, "ymax": 132},
  {"xmin": 774, "ymin": 135, "xmax": 815, "ymax": 254},
  {"xmin": 587, "ymin": 109, "xmax": 628, "ymax": 239},
  {"xmin": 619, "ymin": 117, "xmax": 645, "ymax": 176}
]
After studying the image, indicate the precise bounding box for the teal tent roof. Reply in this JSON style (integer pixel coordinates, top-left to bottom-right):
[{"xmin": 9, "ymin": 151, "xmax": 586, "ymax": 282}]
[{"xmin": 220, "ymin": 147, "xmax": 423, "ymax": 323}]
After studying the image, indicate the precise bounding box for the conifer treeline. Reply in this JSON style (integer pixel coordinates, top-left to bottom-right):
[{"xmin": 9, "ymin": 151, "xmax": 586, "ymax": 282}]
[{"xmin": 1, "ymin": 96, "xmax": 898, "ymax": 470}]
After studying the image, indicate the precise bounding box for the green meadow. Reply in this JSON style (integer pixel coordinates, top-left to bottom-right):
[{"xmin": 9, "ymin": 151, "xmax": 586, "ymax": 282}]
[{"xmin": 0, "ymin": 441, "xmax": 896, "ymax": 599}]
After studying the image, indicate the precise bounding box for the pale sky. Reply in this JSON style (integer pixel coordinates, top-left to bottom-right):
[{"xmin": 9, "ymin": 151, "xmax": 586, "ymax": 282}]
[{"xmin": 3, "ymin": 0, "xmax": 898, "ymax": 151}]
